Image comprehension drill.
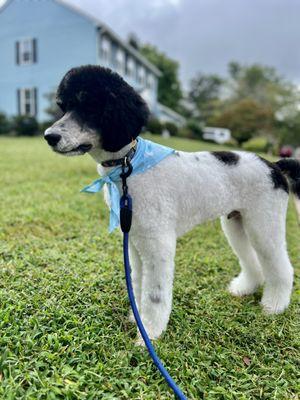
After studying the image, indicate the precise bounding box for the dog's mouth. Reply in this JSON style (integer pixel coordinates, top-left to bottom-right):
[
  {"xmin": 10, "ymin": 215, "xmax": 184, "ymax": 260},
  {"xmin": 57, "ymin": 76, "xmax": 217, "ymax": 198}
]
[{"xmin": 54, "ymin": 143, "xmax": 93, "ymax": 155}]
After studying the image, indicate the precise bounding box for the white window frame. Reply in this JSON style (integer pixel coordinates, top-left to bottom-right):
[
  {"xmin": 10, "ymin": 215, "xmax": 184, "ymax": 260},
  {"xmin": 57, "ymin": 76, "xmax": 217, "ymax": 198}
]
[
  {"xmin": 116, "ymin": 48, "xmax": 125, "ymax": 74},
  {"xmin": 126, "ymin": 57, "xmax": 135, "ymax": 78},
  {"xmin": 100, "ymin": 37, "xmax": 111, "ymax": 63},
  {"xmin": 19, "ymin": 88, "xmax": 37, "ymax": 117},
  {"xmin": 18, "ymin": 38, "xmax": 34, "ymax": 65},
  {"xmin": 137, "ymin": 65, "xmax": 146, "ymax": 85},
  {"xmin": 146, "ymin": 73, "xmax": 155, "ymax": 90}
]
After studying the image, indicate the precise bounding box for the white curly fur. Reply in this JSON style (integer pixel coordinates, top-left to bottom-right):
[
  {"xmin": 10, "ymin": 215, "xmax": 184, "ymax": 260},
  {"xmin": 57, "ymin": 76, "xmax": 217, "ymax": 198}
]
[
  {"xmin": 97, "ymin": 146, "xmax": 294, "ymax": 341},
  {"xmin": 45, "ymin": 121, "xmax": 294, "ymax": 341}
]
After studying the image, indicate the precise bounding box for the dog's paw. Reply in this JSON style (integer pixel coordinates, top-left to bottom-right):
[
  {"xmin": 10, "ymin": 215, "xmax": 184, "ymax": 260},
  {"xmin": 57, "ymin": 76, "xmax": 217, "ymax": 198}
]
[
  {"xmin": 261, "ymin": 284, "xmax": 291, "ymax": 314},
  {"xmin": 228, "ymin": 273, "xmax": 263, "ymax": 296},
  {"xmin": 134, "ymin": 325, "xmax": 163, "ymax": 346}
]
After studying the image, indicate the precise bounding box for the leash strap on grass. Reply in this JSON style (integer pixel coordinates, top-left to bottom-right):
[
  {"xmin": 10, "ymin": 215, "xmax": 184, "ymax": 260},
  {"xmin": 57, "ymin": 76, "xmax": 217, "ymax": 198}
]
[{"xmin": 120, "ymin": 191, "xmax": 187, "ymax": 399}]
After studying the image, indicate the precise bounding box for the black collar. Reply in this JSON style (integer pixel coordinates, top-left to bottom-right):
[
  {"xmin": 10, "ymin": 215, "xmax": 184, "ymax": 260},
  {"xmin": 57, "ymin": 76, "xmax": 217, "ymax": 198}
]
[{"xmin": 101, "ymin": 144, "xmax": 136, "ymax": 168}]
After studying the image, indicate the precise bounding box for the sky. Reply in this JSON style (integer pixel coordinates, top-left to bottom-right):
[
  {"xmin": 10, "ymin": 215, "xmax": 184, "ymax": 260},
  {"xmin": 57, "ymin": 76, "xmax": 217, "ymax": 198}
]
[
  {"xmin": 1, "ymin": 0, "xmax": 300, "ymax": 88},
  {"xmin": 68, "ymin": 0, "xmax": 300, "ymax": 88}
]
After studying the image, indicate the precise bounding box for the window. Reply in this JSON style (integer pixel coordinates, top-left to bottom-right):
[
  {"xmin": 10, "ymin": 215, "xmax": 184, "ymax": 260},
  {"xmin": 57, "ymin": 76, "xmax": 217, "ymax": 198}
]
[
  {"xmin": 146, "ymin": 73, "xmax": 155, "ymax": 90},
  {"xmin": 17, "ymin": 88, "xmax": 37, "ymax": 117},
  {"xmin": 137, "ymin": 65, "xmax": 145, "ymax": 85},
  {"xmin": 16, "ymin": 38, "xmax": 37, "ymax": 65},
  {"xmin": 126, "ymin": 57, "xmax": 135, "ymax": 78},
  {"xmin": 100, "ymin": 37, "xmax": 111, "ymax": 63},
  {"xmin": 115, "ymin": 48, "xmax": 125, "ymax": 74}
]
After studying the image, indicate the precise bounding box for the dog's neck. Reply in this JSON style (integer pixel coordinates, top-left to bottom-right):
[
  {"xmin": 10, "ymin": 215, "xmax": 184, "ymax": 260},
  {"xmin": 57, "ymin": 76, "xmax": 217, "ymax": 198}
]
[{"xmin": 89, "ymin": 142, "xmax": 133, "ymax": 174}]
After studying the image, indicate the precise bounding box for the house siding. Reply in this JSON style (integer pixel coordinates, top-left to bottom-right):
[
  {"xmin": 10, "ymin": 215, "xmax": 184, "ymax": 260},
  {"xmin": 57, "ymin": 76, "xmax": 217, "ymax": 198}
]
[
  {"xmin": 0, "ymin": 0, "xmax": 97, "ymax": 121},
  {"xmin": 0, "ymin": 0, "xmax": 184, "ymax": 126}
]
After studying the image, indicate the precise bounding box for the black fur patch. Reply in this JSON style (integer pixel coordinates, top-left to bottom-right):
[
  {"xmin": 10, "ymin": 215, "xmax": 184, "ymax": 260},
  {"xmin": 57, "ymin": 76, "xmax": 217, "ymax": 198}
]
[
  {"xmin": 56, "ymin": 65, "xmax": 150, "ymax": 152},
  {"xmin": 227, "ymin": 210, "xmax": 241, "ymax": 219},
  {"xmin": 276, "ymin": 158, "xmax": 300, "ymax": 198},
  {"xmin": 211, "ymin": 151, "xmax": 239, "ymax": 165},
  {"xmin": 149, "ymin": 294, "xmax": 161, "ymax": 304},
  {"xmin": 259, "ymin": 157, "xmax": 289, "ymax": 194}
]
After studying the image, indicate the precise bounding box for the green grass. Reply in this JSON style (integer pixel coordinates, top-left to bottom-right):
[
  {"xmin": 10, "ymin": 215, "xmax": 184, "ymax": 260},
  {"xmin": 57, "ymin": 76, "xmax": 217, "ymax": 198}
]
[
  {"xmin": 0, "ymin": 136, "xmax": 299, "ymax": 399},
  {"xmin": 143, "ymin": 133, "xmax": 235, "ymax": 152}
]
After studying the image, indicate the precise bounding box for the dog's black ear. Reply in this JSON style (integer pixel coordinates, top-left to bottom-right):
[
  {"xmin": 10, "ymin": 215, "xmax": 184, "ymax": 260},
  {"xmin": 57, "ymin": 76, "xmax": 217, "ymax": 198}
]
[{"xmin": 100, "ymin": 88, "xmax": 149, "ymax": 152}]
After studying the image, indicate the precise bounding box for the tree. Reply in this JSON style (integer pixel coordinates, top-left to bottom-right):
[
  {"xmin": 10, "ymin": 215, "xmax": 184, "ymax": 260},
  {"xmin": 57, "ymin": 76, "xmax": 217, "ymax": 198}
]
[
  {"xmin": 0, "ymin": 112, "xmax": 10, "ymax": 134},
  {"xmin": 44, "ymin": 91, "xmax": 63, "ymax": 121},
  {"xmin": 12, "ymin": 115, "xmax": 39, "ymax": 136},
  {"xmin": 276, "ymin": 113, "xmax": 300, "ymax": 146},
  {"xmin": 189, "ymin": 61, "xmax": 300, "ymax": 145},
  {"xmin": 188, "ymin": 73, "xmax": 224, "ymax": 122},
  {"xmin": 227, "ymin": 61, "xmax": 299, "ymax": 117},
  {"xmin": 212, "ymin": 98, "xmax": 274, "ymax": 145},
  {"xmin": 140, "ymin": 44, "xmax": 182, "ymax": 111}
]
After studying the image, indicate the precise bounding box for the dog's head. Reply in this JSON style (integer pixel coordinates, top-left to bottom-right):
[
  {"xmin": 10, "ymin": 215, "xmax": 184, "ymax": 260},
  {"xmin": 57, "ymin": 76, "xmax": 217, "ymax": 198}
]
[{"xmin": 44, "ymin": 65, "xmax": 150, "ymax": 157}]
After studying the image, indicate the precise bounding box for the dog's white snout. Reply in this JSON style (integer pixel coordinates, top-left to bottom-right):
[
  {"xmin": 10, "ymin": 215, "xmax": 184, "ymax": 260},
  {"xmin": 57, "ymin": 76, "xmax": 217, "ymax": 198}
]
[{"xmin": 44, "ymin": 127, "xmax": 54, "ymax": 137}]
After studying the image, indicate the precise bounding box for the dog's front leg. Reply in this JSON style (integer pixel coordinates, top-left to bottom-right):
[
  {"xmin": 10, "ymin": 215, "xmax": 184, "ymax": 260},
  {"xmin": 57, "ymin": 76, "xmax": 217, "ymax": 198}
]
[{"xmin": 133, "ymin": 233, "xmax": 176, "ymax": 343}]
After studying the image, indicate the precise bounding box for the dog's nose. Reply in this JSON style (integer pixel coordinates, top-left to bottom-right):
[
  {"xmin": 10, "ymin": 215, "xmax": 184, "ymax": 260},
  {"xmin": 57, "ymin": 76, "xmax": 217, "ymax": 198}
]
[{"xmin": 44, "ymin": 133, "xmax": 61, "ymax": 147}]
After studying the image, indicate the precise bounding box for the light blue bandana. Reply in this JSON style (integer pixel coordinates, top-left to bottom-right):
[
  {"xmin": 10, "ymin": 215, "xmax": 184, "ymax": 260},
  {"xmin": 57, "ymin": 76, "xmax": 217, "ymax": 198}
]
[{"xmin": 81, "ymin": 137, "xmax": 175, "ymax": 232}]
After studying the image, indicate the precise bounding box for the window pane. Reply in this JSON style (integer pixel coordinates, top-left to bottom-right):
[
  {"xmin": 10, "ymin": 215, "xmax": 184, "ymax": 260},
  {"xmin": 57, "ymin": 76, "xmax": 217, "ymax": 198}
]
[
  {"xmin": 23, "ymin": 40, "xmax": 30, "ymax": 52},
  {"xmin": 23, "ymin": 52, "xmax": 30, "ymax": 62},
  {"xmin": 100, "ymin": 37, "xmax": 110, "ymax": 62},
  {"xmin": 25, "ymin": 89, "xmax": 31, "ymax": 100},
  {"xmin": 25, "ymin": 103, "xmax": 31, "ymax": 115},
  {"xmin": 20, "ymin": 88, "xmax": 36, "ymax": 116},
  {"xmin": 127, "ymin": 57, "xmax": 135, "ymax": 77},
  {"xmin": 20, "ymin": 39, "xmax": 33, "ymax": 63}
]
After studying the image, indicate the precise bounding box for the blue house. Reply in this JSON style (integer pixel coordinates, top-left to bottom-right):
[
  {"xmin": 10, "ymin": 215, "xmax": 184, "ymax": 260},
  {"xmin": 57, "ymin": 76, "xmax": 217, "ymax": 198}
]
[{"xmin": 0, "ymin": 0, "xmax": 185, "ymax": 126}]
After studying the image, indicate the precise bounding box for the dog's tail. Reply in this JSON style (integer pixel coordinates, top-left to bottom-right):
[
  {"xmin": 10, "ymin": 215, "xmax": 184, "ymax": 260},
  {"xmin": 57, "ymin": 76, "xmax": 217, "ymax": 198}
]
[{"xmin": 276, "ymin": 158, "xmax": 300, "ymax": 199}]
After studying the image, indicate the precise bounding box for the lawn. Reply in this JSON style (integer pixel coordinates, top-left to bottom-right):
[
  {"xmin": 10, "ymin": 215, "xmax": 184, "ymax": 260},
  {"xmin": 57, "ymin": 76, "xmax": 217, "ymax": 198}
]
[{"xmin": 0, "ymin": 136, "xmax": 299, "ymax": 399}]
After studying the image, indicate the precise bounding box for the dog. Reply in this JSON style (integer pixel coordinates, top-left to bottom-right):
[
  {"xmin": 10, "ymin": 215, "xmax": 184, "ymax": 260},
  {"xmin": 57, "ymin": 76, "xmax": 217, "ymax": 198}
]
[{"xmin": 44, "ymin": 65, "xmax": 300, "ymax": 342}]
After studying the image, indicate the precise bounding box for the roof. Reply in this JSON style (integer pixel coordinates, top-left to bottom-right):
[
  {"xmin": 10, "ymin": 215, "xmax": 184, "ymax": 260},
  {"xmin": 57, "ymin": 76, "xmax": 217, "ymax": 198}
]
[
  {"xmin": 157, "ymin": 102, "xmax": 186, "ymax": 125},
  {"xmin": 0, "ymin": 0, "xmax": 12, "ymax": 13}
]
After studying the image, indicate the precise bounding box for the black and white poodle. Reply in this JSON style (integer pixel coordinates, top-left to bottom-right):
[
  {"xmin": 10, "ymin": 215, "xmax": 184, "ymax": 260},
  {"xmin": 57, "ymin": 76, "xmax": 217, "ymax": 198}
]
[{"xmin": 45, "ymin": 65, "xmax": 300, "ymax": 342}]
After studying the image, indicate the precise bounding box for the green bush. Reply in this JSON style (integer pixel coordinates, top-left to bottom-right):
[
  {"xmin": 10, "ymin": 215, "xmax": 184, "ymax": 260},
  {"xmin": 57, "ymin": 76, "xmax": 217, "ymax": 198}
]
[
  {"xmin": 12, "ymin": 115, "xmax": 39, "ymax": 136},
  {"xmin": 242, "ymin": 136, "xmax": 271, "ymax": 153},
  {"xmin": 186, "ymin": 119, "xmax": 203, "ymax": 139},
  {"xmin": 176, "ymin": 120, "xmax": 203, "ymax": 140},
  {"xmin": 225, "ymin": 138, "xmax": 239, "ymax": 148},
  {"xmin": 177, "ymin": 126, "xmax": 194, "ymax": 139},
  {"xmin": 0, "ymin": 112, "xmax": 11, "ymax": 135},
  {"xmin": 146, "ymin": 117, "xmax": 163, "ymax": 135},
  {"xmin": 163, "ymin": 121, "xmax": 178, "ymax": 136}
]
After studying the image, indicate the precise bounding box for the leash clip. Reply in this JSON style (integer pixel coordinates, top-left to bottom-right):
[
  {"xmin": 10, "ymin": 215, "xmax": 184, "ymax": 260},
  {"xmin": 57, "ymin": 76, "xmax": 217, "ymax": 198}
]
[{"xmin": 120, "ymin": 158, "xmax": 133, "ymax": 195}]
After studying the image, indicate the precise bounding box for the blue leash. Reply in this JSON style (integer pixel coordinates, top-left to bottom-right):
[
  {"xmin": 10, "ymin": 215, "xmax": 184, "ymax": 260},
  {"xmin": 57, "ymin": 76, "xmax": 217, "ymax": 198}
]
[{"xmin": 119, "ymin": 161, "xmax": 187, "ymax": 400}]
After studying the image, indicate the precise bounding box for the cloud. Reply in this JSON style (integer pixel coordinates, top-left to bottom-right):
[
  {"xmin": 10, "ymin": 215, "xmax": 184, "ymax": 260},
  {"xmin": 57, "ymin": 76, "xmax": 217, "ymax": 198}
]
[
  {"xmin": 67, "ymin": 0, "xmax": 300, "ymax": 87},
  {"xmin": 2, "ymin": 0, "xmax": 299, "ymax": 87}
]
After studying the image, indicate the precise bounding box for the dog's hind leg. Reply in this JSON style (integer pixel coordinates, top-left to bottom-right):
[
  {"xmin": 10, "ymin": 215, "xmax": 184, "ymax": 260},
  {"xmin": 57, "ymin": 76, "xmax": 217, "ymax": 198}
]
[
  {"xmin": 221, "ymin": 213, "xmax": 264, "ymax": 296},
  {"xmin": 132, "ymin": 232, "xmax": 176, "ymax": 342},
  {"xmin": 128, "ymin": 240, "xmax": 143, "ymax": 322},
  {"xmin": 242, "ymin": 200, "xmax": 293, "ymax": 314}
]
